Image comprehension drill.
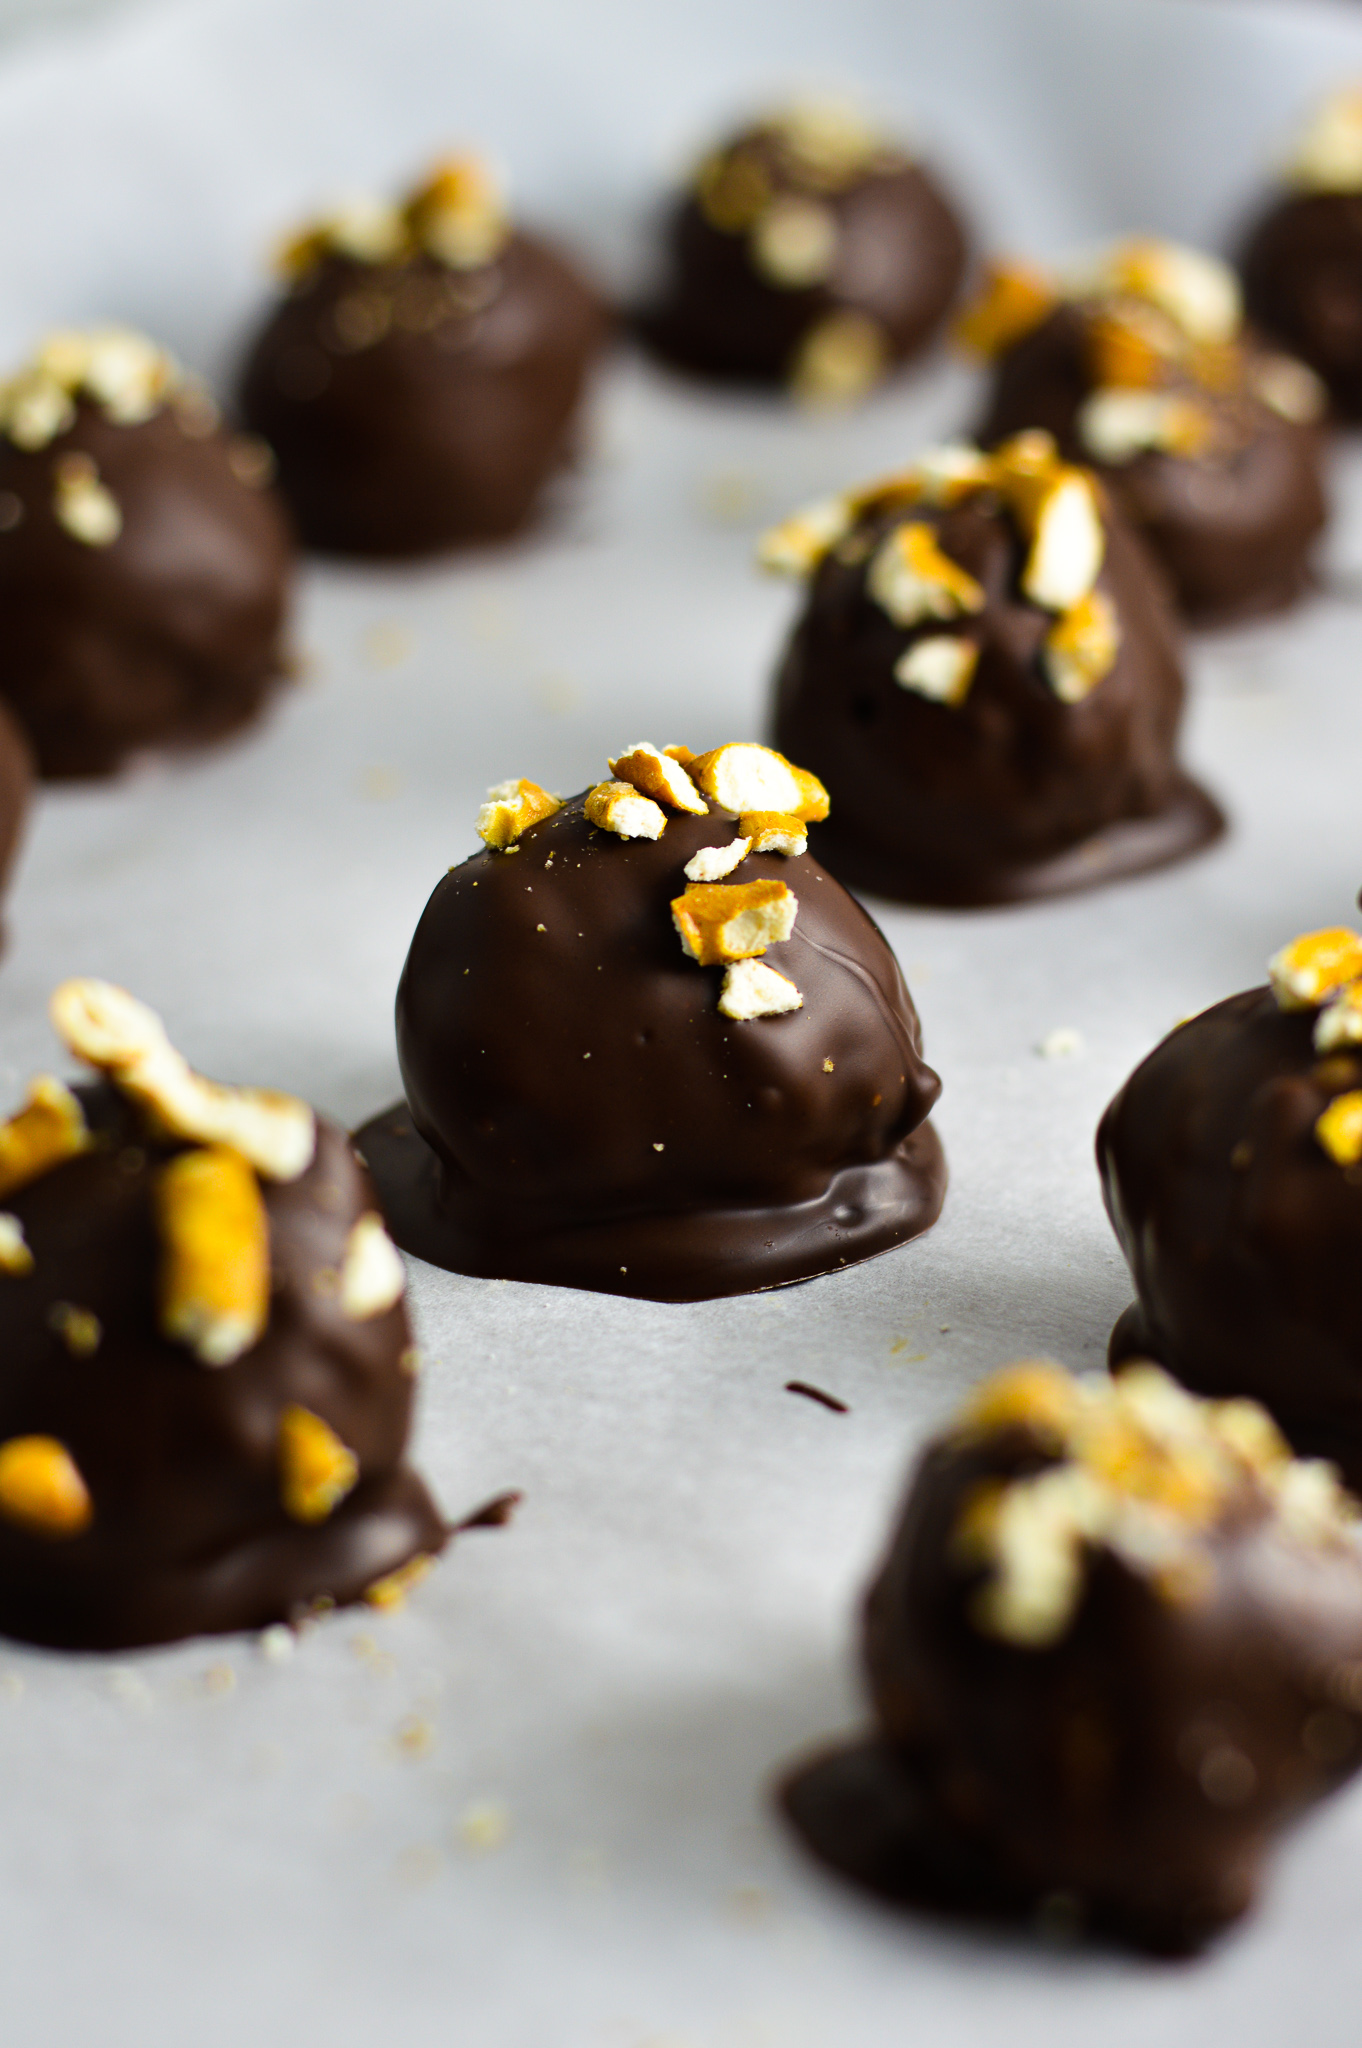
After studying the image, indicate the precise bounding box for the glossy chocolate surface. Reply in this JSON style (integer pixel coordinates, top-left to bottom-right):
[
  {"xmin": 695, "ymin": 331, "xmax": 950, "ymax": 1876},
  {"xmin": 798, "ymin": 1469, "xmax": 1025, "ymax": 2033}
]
[
  {"xmin": 771, "ymin": 489, "xmax": 1223, "ymax": 908},
  {"xmin": 641, "ymin": 130, "xmax": 966, "ymax": 388},
  {"xmin": 0, "ymin": 402, "xmax": 293, "ymax": 780},
  {"xmin": 240, "ymin": 235, "xmax": 607, "ymax": 557},
  {"xmin": 784, "ymin": 1401, "xmax": 1362, "ymax": 1953},
  {"xmin": 0, "ymin": 698, "xmax": 32, "ymax": 924},
  {"xmin": 1100, "ymin": 986, "xmax": 1362, "ymax": 1487},
  {"xmin": 976, "ymin": 304, "xmax": 1327, "ymax": 623},
  {"xmin": 0, "ymin": 1084, "xmax": 443, "ymax": 1650},
  {"xmin": 358, "ymin": 795, "xmax": 945, "ymax": 1301},
  {"xmin": 1241, "ymin": 191, "xmax": 1362, "ymax": 420}
]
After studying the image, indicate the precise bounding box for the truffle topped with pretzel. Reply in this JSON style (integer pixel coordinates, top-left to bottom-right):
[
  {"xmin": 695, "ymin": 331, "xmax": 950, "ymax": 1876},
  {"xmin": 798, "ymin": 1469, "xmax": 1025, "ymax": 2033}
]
[{"xmin": 0, "ymin": 980, "xmax": 443, "ymax": 1649}]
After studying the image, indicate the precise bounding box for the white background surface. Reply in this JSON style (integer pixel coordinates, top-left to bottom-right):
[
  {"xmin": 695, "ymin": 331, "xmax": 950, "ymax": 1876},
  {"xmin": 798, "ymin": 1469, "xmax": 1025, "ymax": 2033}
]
[{"xmin": 1, "ymin": 1, "xmax": 1362, "ymax": 2042}]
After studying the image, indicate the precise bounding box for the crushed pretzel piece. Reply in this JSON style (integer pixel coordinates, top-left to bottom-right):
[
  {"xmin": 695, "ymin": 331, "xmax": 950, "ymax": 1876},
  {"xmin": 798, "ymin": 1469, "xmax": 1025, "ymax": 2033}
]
[
  {"xmin": 50, "ymin": 980, "xmax": 316, "ymax": 1182},
  {"xmin": 0, "ymin": 326, "xmax": 180, "ymax": 451},
  {"xmin": 0, "ymin": 1075, "xmax": 90, "ymax": 1201},
  {"xmin": 1044, "ymin": 590, "xmax": 1121, "ymax": 704},
  {"xmin": 278, "ymin": 1405, "xmax": 359, "ymax": 1524},
  {"xmin": 961, "ymin": 1359, "xmax": 1085, "ymax": 1441},
  {"xmin": 684, "ymin": 838, "xmax": 750, "ymax": 883},
  {"xmin": 1268, "ymin": 929, "xmax": 1362, "ymax": 1011},
  {"xmin": 364, "ymin": 1552, "xmax": 436, "ymax": 1611},
  {"xmin": 608, "ymin": 741, "xmax": 708, "ymax": 815},
  {"xmin": 718, "ymin": 958, "xmax": 803, "ymax": 1020},
  {"xmin": 49, "ymin": 1302, "xmax": 101, "ymax": 1356},
  {"xmin": 739, "ymin": 811, "xmax": 807, "ymax": 857},
  {"xmin": 1083, "ymin": 307, "xmax": 1168, "ymax": 389},
  {"xmin": 1316, "ymin": 982, "xmax": 1362, "ymax": 1053},
  {"xmin": 662, "ymin": 744, "xmax": 696, "ymax": 766},
  {"xmin": 867, "ymin": 520, "xmax": 986, "ymax": 628},
  {"xmin": 772, "ymin": 99, "xmax": 885, "ymax": 189},
  {"xmin": 688, "ymin": 743, "xmax": 829, "ymax": 823},
  {"xmin": 475, "ymin": 778, "xmax": 561, "ymax": 850},
  {"xmin": 155, "ymin": 1145, "xmax": 269, "ymax": 1367},
  {"xmin": 405, "ymin": 155, "xmax": 509, "ymax": 269},
  {"xmin": 1252, "ymin": 353, "xmax": 1327, "ymax": 425},
  {"xmin": 672, "ymin": 878, "xmax": 797, "ymax": 965},
  {"xmin": 894, "ymin": 634, "xmax": 979, "ymax": 706},
  {"xmin": 1316, "ymin": 1091, "xmax": 1362, "ymax": 1168},
  {"xmin": 757, "ymin": 495, "xmax": 853, "ymax": 577},
  {"xmin": 751, "ymin": 196, "xmax": 838, "ymax": 288},
  {"xmin": 1287, "ymin": 86, "xmax": 1362, "ymax": 193},
  {"xmin": 954, "ymin": 261, "xmax": 1056, "ymax": 357},
  {"xmin": 1078, "ymin": 387, "xmax": 1215, "ymax": 465},
  {"xmin": 0, "ymin": 1213, "xmax": 31, "ymax": 1277},
  {"xmin": 53, "ymin": 454, "xmax": 121, "ymax": 548},
  {"xmin": 1004, "ymin": 461, "xmax": 1106, "ymax": 612},
  {"xmin": 1092, "ymin": 239, "xmax": 1241, "ymax": 346},
  {"xmin": 584, "ymin": 780, "xmax": 666, "ymax": 840},
  {"xmin": 339, "ymin": 1212, "xmax": 406, "ymax": 1320},
  {"xmin": 789, "ymin": 309, "xmax": 887, "ymax": 407},
  {"xmin": 0, "ymin": 1436, "xmax": 92, "ymax": 1537},
  {"xmin": 695, "ymin": 147, "xmax": 773, "ymax": 232}
]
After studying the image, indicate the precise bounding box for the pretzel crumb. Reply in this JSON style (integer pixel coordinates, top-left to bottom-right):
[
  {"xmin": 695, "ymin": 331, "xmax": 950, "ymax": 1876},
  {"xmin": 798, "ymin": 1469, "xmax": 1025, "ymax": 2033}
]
[
  {"xmin": 339, "ymin": 1212, "xmax": 406, "ymax": 1320},
  {"xmin": 1269, "ymin": 929, "xmax": 1362, "ymax": 1011},
  {"xmin": 476, "ymin": 778, "xmax": 561, "ymax": 850},
  {"xmin": 584, "ymin": 780, "xmax": 666, "ymax": 840},
  {"xmin": 0, "ymin": 1213, "xmax": 31, "ymax": 1276},
  {"xmin": 684, "ymin": 837, "xmax": 750, "ymax": 882},
  {"xmin": 0, "ymin": 1075, "xmax": 90, "ymax": 1200},
  {"xmin": 1044, "ymin": 590, "xmax": 1120, "ymax": 703},
  {"xmin": 1317, "ymin": 1091, "xmax": 1362, "ymax": 1168},
  {"xmin": 365, "ymin": 1552, "xmax": 435, "ymax": 1611},
  {"xmin": 607, "ymin": 741, "xmax": 708, "ymax": 814},
  {"xmin": 739, "ymin": 811, "xmax": 807, "ymax": 856},
  {"xmin": 672, "ymin": 878, "xmax": 797, "ymax": 965},
  {"xmin": 894, "ymin": 634, "xmax": 978, "ymax": 706},
  {"xmin": 955, "ymin": 262, "xmax": 1056, "ymax": 357},
  {"xmin": 718, "ymin": 958, "xmax": 803, "ymax": 1019},
  {"xmin": 278, "ymin": 1405, "xmax": 359, "ymax": 1524},
  {"xmin": 0, "ymin": 1436, "xmax": 92, "ymax": 1537},
  {"xmin": 155, "ymin": 1145, "xmax": 270, "ymax": 1367}
]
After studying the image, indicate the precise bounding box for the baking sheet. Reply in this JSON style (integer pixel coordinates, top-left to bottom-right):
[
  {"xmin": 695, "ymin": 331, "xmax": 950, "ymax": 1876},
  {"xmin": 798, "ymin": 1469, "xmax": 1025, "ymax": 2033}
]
[{"xmin": 2, "ymin": 0, "xmax": 1362, "ymax": 2041}]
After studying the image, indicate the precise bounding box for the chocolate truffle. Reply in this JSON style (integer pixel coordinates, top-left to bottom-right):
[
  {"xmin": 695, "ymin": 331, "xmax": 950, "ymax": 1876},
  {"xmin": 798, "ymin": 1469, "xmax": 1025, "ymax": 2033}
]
[
  {"xmin": 1240, "ymin": 87, "xmax": 1362, "ymax": 420},
  {"xmin": 963, "ymin": 239, "xmax": 1328, "ymax": 621},
  {"xmin": 239, "ymin": 156, "xmax": 608, "ymax": 557},
  {"xmin": 356, "ymin": 740, "xmax": 945, "ymax": 1301},
  {"xmin": 782, "ymin": 1359, "xmax": 1362, "ymax": 1954},
  {"xmin": 1099, "ymin": 923, "xmax": 1362, "ymax": 1490},
  {"xmin": 0, "ymin": 979, "xmax": 444, "ymax": 1650},
  {"xmin": 767, "ymin": 435, "xmax": 1223, "ymax": 907},
  {"xmin": 640, "ymin": 102, "xmax": 967, "ymax": 404},
  {"xmin": 0, "ymin": 328, "xmax": 294, "ymax": 779}
]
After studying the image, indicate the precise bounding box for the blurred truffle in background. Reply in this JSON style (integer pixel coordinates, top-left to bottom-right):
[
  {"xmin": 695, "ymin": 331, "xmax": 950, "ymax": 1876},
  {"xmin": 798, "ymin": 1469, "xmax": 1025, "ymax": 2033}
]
[
  {"xmin": 962, "ymin": 238, "xmax": 1328, "ymax": 623},
  {"xmin": 239, "ymin": 155, "xmax": 609, "ymax": 558},
  {"xmin": 0, "ymin": 328, "xmax": 294, "ymax": 779},
  {"xmin": 639, "ymin": 101, "xmax": 968, "ymax": 406},
  {"xmin": 1241, "ymin": 85, "xmax": 1362, "ymax": 422}
]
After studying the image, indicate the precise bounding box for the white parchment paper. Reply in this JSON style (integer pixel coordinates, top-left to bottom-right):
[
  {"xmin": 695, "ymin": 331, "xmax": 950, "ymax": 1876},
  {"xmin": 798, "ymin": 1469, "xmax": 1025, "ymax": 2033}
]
[{"xmin": 1, "ymin": 0, "xmax": 1362, "ymax": 2041}]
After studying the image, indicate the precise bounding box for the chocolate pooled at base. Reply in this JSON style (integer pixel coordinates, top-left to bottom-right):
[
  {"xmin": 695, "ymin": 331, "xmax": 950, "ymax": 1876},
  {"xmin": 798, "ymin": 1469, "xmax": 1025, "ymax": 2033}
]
[
  {"xmin": 239, "ymin": 156, "xmax": 607, "ymax": 557},
  {"xmin": 1099, "ymin": 923, "xmax": 1362, "ymax": 1490},
  {"xmin": 1239, "ymin": 87, "xmax": 1362, "ymax": 421},
  {"xmin": 0, "ymin": 982, "xmax": 444, "ymax": 1650},
  {"xmin": 782, "ymin": 1361, "xmax": 1362, "ymax": 1955},
  {"xmin": 639, "ymin": 103, "xmax": 967, "ymax": 405},
  {"xmin": 358, "ymin": 743, "xmax": 945, "ymax": 1302},
  {"xmin": 767, "ymin": 438, "xmax": 1223, "ymax": 908},
  {"xmin": 0, "ymin": 329, "xmax": 294, "ymax": 779},
  {"xmin": 963, "ymin": 239, "xmax": 1328, "ymax": 623}
]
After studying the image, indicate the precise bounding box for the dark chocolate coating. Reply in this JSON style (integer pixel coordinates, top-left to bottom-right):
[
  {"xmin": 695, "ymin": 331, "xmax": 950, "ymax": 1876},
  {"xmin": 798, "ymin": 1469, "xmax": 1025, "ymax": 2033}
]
[
  {"xmin": 641, "ymin": 145, "xmax": 967, "ymax": 385},
  {"xmin": 771, "ymin": 490, "xmax": 1224, "ymax": 908},
  {"xmin": 239, "ymin": 236, "xmax": 607, "ymax": 557},
  {"xmin": 1099, "ymin": 987, "xmax": 1362, "ymax": 1488},
  {"xmin": 976, "ymin": 305, "xmax": 1328, "ymax": 623},
  {"xmin": 0, "ymin": 697, "xmax": 32, "ymax": 926},
  {"xmin": 784, "ymin": 1415, "xmax": 1362, "ymax": 1953},
  {"xmin": 0, "ymin": 1084, "xmax": 444, "ymax": 1650},
  {"xmin": 357, "ymin": 794, "xmax": 945, "ymax": 1301},
  {"xmin": 1241, "ymin": 191, "xmax": 1362, "ymax": 420},
  {"xmin": 0, "ymin": 402, "xmax": 294, "ymax": 780}
]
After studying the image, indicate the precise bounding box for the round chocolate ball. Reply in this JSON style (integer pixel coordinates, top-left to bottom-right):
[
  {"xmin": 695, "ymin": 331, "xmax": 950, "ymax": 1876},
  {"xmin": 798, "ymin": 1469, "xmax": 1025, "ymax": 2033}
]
[
  {"xmin": 357, "ymin": 743, "xmax": 945, "ymax": 1301},
  {"xmin": 1240, "ymin": 88, "xmax": 1362, "ymax": 419},
  {"xmin": 783, "ymin": 1361, "xmax": 1362, "ymax": 1954},
  {"xmin": 0, "ymin": 329, "xmax": 294, "ymax": 779},
  {"xmin": 0, "ymin": 981, "xmax": 444, "ymax": 1650},
  {"xmin": 767, "ymin": 437, "xmax": 1223, "ymax": 907},
  {"xmin": 1099, "ymin": 923, "xmax": 1362, "ymax": 1488},
  {"xmin": 965, "ymin": 240, "xmax": 1328, "ymax": 622},
  {"xmin": 239, "ymin": 157, "xmax": 608, "ymax": 557},
  {"xmin": 640, "ymin": 103, "xmax": 967, "ymax": 403}
]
